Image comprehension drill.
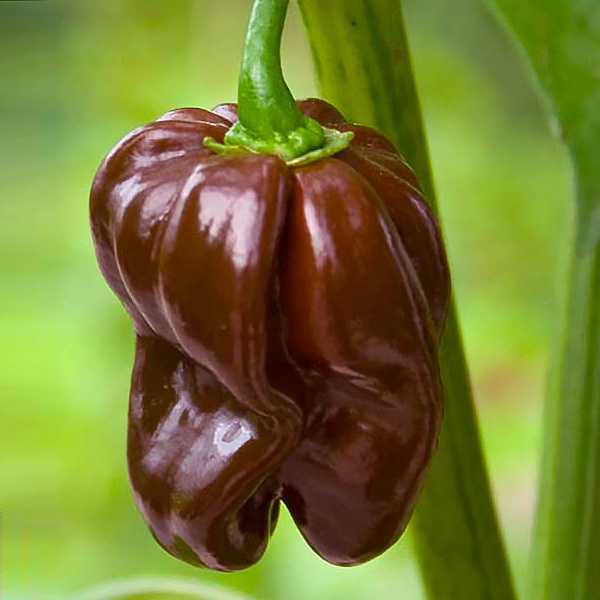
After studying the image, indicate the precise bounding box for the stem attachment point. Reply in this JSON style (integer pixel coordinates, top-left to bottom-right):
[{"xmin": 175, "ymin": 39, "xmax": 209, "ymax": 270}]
[{"xmin": 204, "ymin": 126, "xmax": 354, "ymax": 166}]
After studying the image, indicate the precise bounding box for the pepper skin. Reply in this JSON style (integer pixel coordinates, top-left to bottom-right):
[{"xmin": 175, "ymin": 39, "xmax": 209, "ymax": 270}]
[{"xmin": 90, "ymin": 98, "xmax": 450, "ymax": 571}]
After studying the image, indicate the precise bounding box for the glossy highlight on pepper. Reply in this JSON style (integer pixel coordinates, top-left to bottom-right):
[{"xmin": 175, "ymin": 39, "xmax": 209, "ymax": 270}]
[{"xmin": 90, "ymin": 98, "xmax": 450, "ymax": 571}]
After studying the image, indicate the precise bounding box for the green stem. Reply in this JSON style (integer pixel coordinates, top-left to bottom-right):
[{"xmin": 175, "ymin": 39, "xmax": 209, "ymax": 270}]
[
  {"xmin": 530, "ymin": 236, "xmax": 600, "ymax": 600},
  {"xmin": 297, "ymin": 1, "xmax": 517, "ymax": 598},
  {"xmin": 236, "ymin": 0, "xmax": 305, "ymax": 139},
  {"xmin": 206, "ymin": 0, "xmax": 353, "ymax": 162}
]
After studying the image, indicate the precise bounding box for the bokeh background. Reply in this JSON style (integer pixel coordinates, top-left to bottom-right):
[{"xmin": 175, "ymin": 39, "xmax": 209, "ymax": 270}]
[{"xmin": 1, "ymin": 1, "xmax": 571, "ymax": 599}]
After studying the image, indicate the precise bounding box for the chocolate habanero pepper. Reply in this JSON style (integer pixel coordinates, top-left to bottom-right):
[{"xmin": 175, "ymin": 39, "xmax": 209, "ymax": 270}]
[{"xmin": 90, "ymin": 0, "xmax": 450, "ymax": 572}]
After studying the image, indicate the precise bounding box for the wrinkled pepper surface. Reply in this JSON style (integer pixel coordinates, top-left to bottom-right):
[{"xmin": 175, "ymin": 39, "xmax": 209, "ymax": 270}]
[{"xmin": 90, "ymin": 97, "xmax": 450, "ymax": 571}]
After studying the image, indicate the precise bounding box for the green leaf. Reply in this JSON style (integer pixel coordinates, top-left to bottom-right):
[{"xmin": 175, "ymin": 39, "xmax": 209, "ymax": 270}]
[
  {"xmin": 71, "ymin": 577, "xmax": 258, "ymax": 600},
  {"xmin": 297, "ymin": 1, "xmax": 517, "ymax": 599},
  {"xmin": 483, "ymin": 1, "xmax": 600, "ymax": 598},
  {"xmin": 488, "ymin": 0, "xmax": 600, "ymax": 250},
  {"xmin": 528, "ymin": 244, "xmax": 600, "ymax": 600}
]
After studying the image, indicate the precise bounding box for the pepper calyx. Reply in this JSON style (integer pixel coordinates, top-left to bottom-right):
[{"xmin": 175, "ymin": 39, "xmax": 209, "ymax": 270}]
[{"xmin": 204, "ymin": 125, "xmax": 353, "ymax": 166}]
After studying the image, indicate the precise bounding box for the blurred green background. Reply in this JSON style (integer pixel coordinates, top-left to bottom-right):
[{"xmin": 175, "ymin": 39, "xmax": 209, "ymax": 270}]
[{"xmin": 1, "ymin": 1, "xmax": 571, "ymax": 599}]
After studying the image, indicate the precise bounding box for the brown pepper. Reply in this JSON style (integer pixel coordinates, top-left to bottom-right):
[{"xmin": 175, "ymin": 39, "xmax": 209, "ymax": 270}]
[{"xmin": 90, "ymin": 98, "xmax": 450, "ymax": 571}]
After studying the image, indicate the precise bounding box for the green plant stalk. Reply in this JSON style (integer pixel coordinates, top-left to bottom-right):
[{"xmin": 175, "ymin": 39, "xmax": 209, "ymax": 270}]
[
  {"xmin": 530, "ymin": 237, "xmax": 600, "ymax": 600},
  {"xmin": 297, "ymin": 1, "xmax": 517, "ymax": 598}
]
